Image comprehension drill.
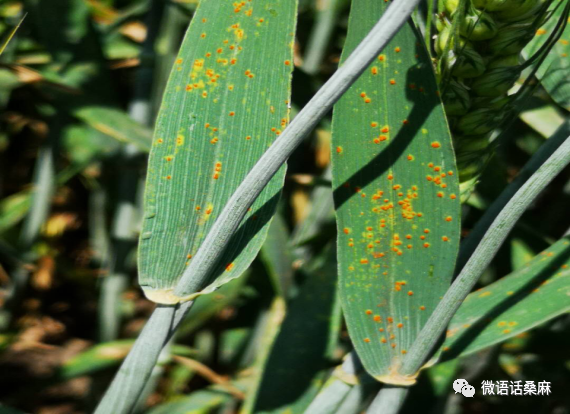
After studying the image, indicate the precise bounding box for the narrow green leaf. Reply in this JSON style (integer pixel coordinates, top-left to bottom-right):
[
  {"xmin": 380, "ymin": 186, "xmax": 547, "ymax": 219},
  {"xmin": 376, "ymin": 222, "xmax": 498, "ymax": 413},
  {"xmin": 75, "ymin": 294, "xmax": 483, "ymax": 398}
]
[
  {"xmin": 331, "ymin": 0, "xmax": 460, "ymax": 384},
  {"xmin": 0, "ymin": 14, "xmax": 26, "ymax": 56},
  {"xmin": 137, "ymin": 0, "xmax": 297, "ymax": 304},
  {"xmin": 249, "ymin": 244, "xmax": 340, "ymax": 414},
  {"xmin": 524, "ymin": 2, "xmax": 570, "ymax": 111},
  {"xmin": 177, "ymin": 270, "xmax": 248, "ymax": 336},
  {"xmin": 239, "ymin": 297, "xmax": 286, "ymax": 414},
  {"xmin": 58, "ymin": 340, "xmax": 196, "ymax": 380},
  {"xmin": 510, "ymin": 237, "xmax": 537, "ymax": 270},
  {"xmin": 439, "ymin": 236, "xmax": 570, "ymax": 361},
  {"xmin": 74, "ymin": 106, "xmax": 153, "ymax": 152},
  {"xmin": 260, "ymin": 212, "xmax": 294, "ymax": 297},
  {"xmin": 0, "ymin": 192, "xmax": 31, "ymax": 234},
  {"xmin": 290, "ymin": 166, "xmax": 335, "ymax": 265},
  {"xmin": 145, "ymin": 389, "xmax": 232, "ymax": 414},
  {"xmin": 62, "ymin": 123, "xmax": 120, "ymax": 164}
]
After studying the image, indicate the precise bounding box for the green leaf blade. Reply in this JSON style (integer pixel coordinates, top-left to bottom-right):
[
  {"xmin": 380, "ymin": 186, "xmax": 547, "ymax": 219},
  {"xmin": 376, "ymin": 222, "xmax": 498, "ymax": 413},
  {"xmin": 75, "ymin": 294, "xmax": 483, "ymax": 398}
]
[
  {"xmin": 524, "ymin": 3, "xmax": 570, "ymax": 111},
  {"xmin": 74, "ymin": 106, "xmax": 153, "ymax": 152},
  {"xmin": 138, "ymin": 0, "xmax": 298, "ymax": 303},
  {"xmin": 441, "ymin": 236, "xmax": 570, "ymax": 361},
  {"xmin": 331, "ymin": 0, "xmax": 460, "ymax": 383},
  {"xmin": 249, "ymin": 245, "xmax": 340, "ymax": 414}
]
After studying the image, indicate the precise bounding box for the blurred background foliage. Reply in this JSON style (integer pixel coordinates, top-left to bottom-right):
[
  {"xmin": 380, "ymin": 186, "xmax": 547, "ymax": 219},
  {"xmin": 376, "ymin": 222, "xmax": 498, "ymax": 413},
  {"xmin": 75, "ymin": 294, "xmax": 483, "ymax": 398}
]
[{"xmin": 0, "ymin": 0, "xmax": 569, "ymax": 413}]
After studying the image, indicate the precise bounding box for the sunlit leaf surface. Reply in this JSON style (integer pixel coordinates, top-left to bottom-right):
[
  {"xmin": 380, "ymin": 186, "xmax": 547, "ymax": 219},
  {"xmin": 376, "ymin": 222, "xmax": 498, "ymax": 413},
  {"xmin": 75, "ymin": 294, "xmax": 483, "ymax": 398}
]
[
  {"xmin": 331, "ymin": 0, "xmax": 460, "ymax": 383},
  {"xmin": 138, "ymin": 0, "xmax": 298, "ymax": 303}
]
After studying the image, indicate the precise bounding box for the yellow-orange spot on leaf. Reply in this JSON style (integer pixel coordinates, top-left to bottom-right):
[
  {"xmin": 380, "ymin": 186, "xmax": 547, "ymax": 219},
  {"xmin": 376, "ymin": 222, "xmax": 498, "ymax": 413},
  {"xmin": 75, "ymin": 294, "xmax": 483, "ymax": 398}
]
[
  {"xmin": 365, "ymin": 310, "xmax": 373, "ymax": 315},
  {"xmin": 445, "ymin": 216, "xmax": 453, "ymax": 222},
  {"xmin": 364, "ymin": 338, "xmax": 371, "ymax": 343},
  {"xmin": 360, "ymin": 259, "xmax": 369, "ymax": 264},
  {"xmin": 226, "ymin": 263, "xmax": 234, "ymax": 272},
  {"xmin": 394, "ymin": 47, "xmax": 401, "ymax": 52},
  {"xmin": 442, "ymin": 236, "xmax": 449, "ymax": 242},
  {"xmin": 408, "ymin": 291, "xmax": 413, "ymax": 296},
  {"xmin": 389, "ymin": 79, "xmax": 396, "ymax": 85},
  {"xmin": 229, "ymin": 111, "xmax": 235, "ymax": 116},
  {"xmin": 284, "ymin": 60, "xmax": 291, "ymax": 66},
  {"xmin": 423, "ymin": 243, "xmax": 430, "ymax": 248},
  {"xmin": 420, "ymin": 305, "xmax": 426, "ymax": 310},
  {"xmin": 397, "ymin": 323, "xmax": 403, "ymax": 328},
  {"xmin": 373, "ymin": 315, "xmax": 382, "ymax": 322},
  {"xmin": 431, "ymin": 142, "xmax": 441, "ymax": 148}
]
